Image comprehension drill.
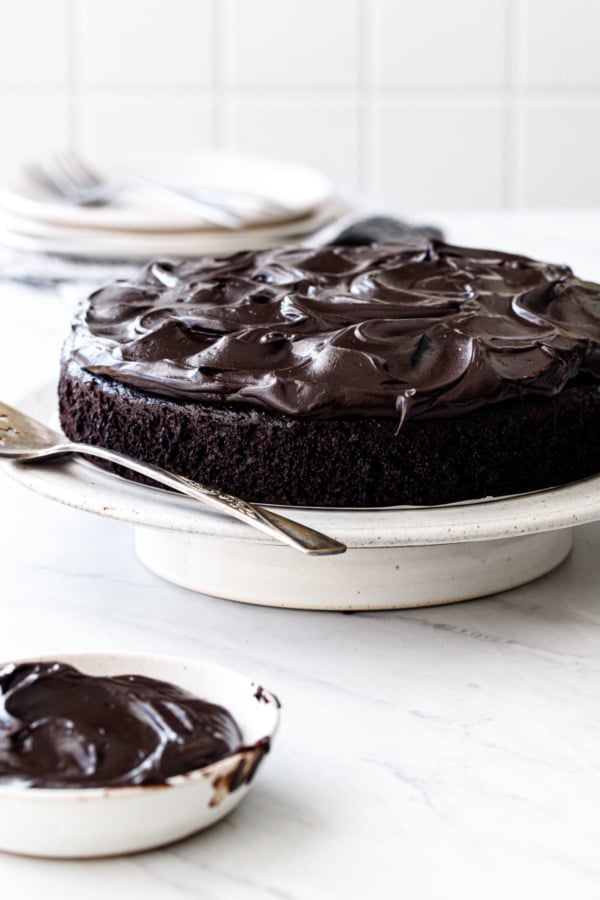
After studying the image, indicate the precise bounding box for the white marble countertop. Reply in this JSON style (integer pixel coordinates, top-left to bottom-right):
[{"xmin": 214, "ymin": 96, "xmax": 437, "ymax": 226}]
[{"xmin": 1, "ymin": 211, "xmax": 599, "ymax": 899}]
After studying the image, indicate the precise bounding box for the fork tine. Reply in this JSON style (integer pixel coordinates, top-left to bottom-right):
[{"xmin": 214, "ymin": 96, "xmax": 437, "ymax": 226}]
[
  {"xmin": 23, "ymin": 154, "xmax": 277, "ymax": 224},
  {"xmin": 52, "ymin": 151, "xmax": 95, "ymax": 192},
  {"xmin": 33, "ymin": 156, "xmax": 80, "ymax": 200},
  {"xmin": 58, "ymin": 151, "xmax": 103, "ymax": 190},
  {"xmin": 22, "ymin": 162, "xmax": 60, "ymax": 197}
]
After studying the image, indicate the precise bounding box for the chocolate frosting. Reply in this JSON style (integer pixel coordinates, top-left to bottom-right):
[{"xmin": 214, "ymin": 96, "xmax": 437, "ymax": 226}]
[
  {"xmin": 69, "ymin": 241, "xmax": 600, "ymax": 425},
  {"xmin": 0, "ymin": 662, "xmax": 242, "ymax": 788}
]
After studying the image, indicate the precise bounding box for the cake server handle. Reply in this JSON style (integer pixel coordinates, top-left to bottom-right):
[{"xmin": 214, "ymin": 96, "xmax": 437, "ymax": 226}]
[
  {"xmin": 0, "ymin": 400, "xmax": 345, "ymax": 554},
  {"xmin": 9, "ymin": 434, "xmax": 346, "ymax": 556},
  {"xmin": 73, "ymin": 443, "xmax": 346, "ymax": 556}
]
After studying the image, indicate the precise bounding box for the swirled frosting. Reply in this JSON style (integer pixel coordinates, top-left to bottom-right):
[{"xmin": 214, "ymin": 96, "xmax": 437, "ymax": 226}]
[
  {"xmin": 0, "ymin": 662, "xmax": 242, "ymax": 788},
  {"xmin": 69, "ymin": 241, "xmax": 600, "ymax": 425}
]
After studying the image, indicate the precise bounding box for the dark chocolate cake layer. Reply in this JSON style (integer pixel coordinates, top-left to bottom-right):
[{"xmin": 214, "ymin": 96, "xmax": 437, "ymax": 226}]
[
  {"xmin": 59, "ymin": 356, "xmax": 600, "ymax": 507},
  {"xmin": 59, "ymin": 241, "xmax": 600, "ymax": 507}
]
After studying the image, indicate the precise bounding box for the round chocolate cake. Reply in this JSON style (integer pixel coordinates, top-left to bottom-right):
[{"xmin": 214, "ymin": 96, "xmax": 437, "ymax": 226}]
[{"xmin": 59, "ymin": 241, "xmax": 600, "ymax": 506}]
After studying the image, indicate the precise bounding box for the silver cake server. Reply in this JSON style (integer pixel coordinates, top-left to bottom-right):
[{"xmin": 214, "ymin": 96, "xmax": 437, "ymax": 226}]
[{"xmin": 0, "ymin": 400, "xmax": 346, "ymax": 556}]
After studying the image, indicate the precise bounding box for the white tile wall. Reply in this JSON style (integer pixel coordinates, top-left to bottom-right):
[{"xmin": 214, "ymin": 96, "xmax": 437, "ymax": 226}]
[
  {"xmin": 0, "ymin": 0, "xmax": 600, "ymax": 209},
  {"xmin": 518, "ymin": 99, "xmax": 600, "ymax": 206},
  {"xmin": 370, "ymin": 0, "xmax": 507, "ymax": 88},
  {"xmin": 79, "ymin": 93, "xmax": 215, "ymax": 157},
  {"xmin": 78, "ymin": 0, "xmax": 214, "ymax": 87},
  {"xmin": 0, "ymin": 0, "xmax": 69, "ymax": 87},
  {"xmin": 0, "ymin": 96, "xmax": 70, "ymax": 168},
  {"xmin": 227, "ymin": 0, "xmax": 361, "ymax": 87},
  {"xmin": 522, "ymin": 0, "xmax": 600, "ymax": 86},
  {"xmin": 371, "ymin": 98, "xmax": 506, "ymax": 209},
  {"xmin": 226, "ymin": 96, "xmax": 361, "ymax": 188}
]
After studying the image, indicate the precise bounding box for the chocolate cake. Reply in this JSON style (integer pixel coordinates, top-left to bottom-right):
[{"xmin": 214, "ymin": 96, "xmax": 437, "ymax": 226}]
[{"xmin": 59, "ymin": 241, "xmax": 600, "ymax": 507}]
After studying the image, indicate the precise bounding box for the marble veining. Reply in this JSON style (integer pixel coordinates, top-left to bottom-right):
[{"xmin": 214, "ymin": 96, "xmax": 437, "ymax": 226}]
[{"xmin": 0, "ymin": 213, "xmax": 600, "ymax": 898}]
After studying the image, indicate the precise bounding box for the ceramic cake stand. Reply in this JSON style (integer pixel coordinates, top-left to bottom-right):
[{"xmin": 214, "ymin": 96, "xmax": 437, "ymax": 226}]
[{"xmin": 6, "ymin": 384, "xmax": 600, "ymax": 611}]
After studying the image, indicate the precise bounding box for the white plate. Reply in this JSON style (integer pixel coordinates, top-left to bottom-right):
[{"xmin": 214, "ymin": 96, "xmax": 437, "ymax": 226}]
[
  {"xmin": 0, "ymin": 198, "xmax": 344, "ymax": 261},
  {"xmin": 5, "ymin": 383, "xmax": 600, "ymax": 610},
  {"xmin": 0, "ymin": 152, "xmax": 334, "ymax": 233},
  {"xmin": 0, "ymin": 651, "xmax": 280, "ymax": 858}
]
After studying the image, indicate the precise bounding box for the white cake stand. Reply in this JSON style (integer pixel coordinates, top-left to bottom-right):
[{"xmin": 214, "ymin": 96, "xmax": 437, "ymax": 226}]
[{"xmin": 6, "ymin": 383, "xmax": 600, "ymax": 610}]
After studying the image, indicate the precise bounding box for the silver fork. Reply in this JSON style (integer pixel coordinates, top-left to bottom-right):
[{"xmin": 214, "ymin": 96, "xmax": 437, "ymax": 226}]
[{"xmin": 26, "ymin": 152, "xmax": 291, "ymax": 230}]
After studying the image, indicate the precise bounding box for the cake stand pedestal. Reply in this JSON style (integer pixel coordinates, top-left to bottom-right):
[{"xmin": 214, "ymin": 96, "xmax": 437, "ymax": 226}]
[{"xmin": 135, "ymin": 526, "xmax": 572, "ymax": 610}]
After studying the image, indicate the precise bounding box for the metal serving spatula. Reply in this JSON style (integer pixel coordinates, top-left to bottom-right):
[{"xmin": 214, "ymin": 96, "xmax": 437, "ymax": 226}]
[{"xmin": 0, "ymin": 400, "xmax": 346, "ymax": 556}]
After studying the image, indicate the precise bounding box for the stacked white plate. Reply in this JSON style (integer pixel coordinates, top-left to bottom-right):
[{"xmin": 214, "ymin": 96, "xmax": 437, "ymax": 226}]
[{"xmin": 0, "ymin": 151, "xmax": 341, "ymax": 261}]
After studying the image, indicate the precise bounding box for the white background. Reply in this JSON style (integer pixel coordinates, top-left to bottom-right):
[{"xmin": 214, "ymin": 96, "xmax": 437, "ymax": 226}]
[{"xmin": 0, "ymin": 0, "xmax": 599, "ymax": 209}]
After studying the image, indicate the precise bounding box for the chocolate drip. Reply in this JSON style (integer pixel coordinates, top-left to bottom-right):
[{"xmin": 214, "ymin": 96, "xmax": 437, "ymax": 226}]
[
  {"xmin": 0, "ymin": 662, "xmax": 242, "ymax": 788},
  {"xmin": 69, "ymin": 242, "xmax": 600, "ymax": 424}
]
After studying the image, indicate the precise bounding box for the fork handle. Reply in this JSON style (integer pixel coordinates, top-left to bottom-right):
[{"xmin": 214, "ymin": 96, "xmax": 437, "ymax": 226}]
[
  {"xmin": 64, "ymin": 442, "xmax": 345, "ymax": 556},
  {"xmin": 82, "ymin": 178, "xmax": 245, "ymax": 229}
]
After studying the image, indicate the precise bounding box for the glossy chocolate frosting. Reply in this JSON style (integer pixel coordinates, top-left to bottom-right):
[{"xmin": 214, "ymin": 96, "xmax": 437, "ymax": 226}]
[
  {"xmin": 0, "ymin": 662, "xmax": 242, "ymax": 788},
  {"xmin": 69, "ymin": 241, "xmax": 600, "ymax": 425}
]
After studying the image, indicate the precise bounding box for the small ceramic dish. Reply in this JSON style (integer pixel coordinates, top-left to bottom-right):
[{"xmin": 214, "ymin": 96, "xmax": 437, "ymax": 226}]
[{"xmin": 0, "ymin": 652, "xmax": 280, "ymax": 858}]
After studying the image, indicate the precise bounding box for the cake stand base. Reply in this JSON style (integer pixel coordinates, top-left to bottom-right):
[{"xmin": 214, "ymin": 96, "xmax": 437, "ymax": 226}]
[{"xmin": 134, "ymin": 526, "xmax": 573, "ymax": 611}]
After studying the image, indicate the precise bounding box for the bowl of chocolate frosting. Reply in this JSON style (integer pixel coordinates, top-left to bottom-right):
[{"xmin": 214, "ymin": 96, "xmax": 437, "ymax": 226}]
[{"xmin": 0, "ymin": 652, "xmax": 280, "ymax": 857}]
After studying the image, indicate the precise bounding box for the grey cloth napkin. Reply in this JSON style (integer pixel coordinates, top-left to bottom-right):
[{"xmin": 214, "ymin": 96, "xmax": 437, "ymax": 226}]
[{"xmin": 326, "ymin": 215, "xmax": 443, "ymax": 246}]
